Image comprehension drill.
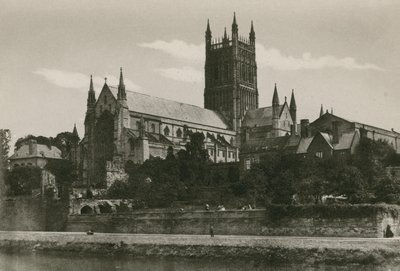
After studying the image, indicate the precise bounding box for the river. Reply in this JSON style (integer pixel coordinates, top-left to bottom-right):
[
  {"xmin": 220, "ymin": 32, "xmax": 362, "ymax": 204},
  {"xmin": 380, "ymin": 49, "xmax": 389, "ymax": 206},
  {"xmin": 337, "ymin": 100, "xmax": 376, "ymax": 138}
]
[{"xmin": 0, "ymin": 251, "xmax": 396, "ymax": 271}]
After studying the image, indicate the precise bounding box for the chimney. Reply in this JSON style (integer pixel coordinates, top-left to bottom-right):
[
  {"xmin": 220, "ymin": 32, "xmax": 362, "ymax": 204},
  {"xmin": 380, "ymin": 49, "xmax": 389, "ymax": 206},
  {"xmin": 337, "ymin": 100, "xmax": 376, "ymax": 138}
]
[
  {"xmin": 332, "ymin": 121, "xmax": 341, "ymax": 144},
  {"xmin": 28, "ymin": 139, "xmax": 37, "ymax": 155},
  {"xmin": 290, "ymin": 124, "xmax": 296, "ymax": 136},
  {"xmin": 242, "ymin": 128, "xmax": 250, "ymax": 143},
  {"xmin": 300, "ymin": 119, "xmax": 310, "ymax": 138}
]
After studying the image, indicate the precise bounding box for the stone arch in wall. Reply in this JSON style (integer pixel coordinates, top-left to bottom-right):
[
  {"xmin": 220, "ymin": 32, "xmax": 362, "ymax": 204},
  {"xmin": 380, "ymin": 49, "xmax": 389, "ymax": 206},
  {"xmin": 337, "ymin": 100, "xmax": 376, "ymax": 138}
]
[
  {"xmin": 98, "ymin": 203, "xmax": 113, "ymax": 214},
  {"xmin": 80, "ymin": 205, "xmax": 94, "ymax": 215}
]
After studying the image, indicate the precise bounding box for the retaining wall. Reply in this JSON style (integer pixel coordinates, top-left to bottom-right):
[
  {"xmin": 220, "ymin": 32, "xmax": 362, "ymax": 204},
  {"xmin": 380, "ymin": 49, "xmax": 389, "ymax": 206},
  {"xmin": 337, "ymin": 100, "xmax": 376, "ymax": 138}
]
[{"xmin": 66, "ymin": 205, "xmax": 400, "ymax": 237}]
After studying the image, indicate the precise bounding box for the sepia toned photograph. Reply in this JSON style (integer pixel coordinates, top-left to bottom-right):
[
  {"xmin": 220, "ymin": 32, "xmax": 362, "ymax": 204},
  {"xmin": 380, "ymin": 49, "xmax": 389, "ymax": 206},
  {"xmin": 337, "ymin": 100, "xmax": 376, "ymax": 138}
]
[{"xmin": 1, "ymin": 0, "xmax": 400, "ymax": 270}]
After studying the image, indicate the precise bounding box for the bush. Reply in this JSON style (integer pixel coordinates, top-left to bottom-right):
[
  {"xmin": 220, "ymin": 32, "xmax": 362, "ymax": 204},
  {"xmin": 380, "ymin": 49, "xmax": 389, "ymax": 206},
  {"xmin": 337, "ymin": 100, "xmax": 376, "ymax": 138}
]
[{"xmin": 6, "ymin": 166, "xmax": 41, "ymax": 195}]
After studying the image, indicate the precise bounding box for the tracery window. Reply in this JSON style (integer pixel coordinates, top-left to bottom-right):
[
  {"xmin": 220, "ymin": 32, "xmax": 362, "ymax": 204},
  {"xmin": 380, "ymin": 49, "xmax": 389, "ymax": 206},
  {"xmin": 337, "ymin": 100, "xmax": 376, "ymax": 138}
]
[{"xmin": 164, "ymin": 126, "xmax": 170, "ymax": 136}]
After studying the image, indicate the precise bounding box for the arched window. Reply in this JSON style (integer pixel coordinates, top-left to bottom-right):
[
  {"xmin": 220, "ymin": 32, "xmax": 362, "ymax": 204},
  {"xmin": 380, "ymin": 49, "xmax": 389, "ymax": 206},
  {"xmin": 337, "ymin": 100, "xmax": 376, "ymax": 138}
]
[
  {"xmin": 248, "ymin": 67, "xmax": 252, "ymax": 83},
  {"xmin": 164, "ymin": 126, "xmax": 170, "ymax": 136},
  {"xmin": 129, "ymin": 139, "xmax": 135, "ymax": 153},
  {"xmin": 80, "ymin": 206, "xmax": 94, "ymax": 215},
  {"xmin": 136, "ymin": 121, "xmax": 140, "ymax": 130},
  {"xmin": 151, "ymin": 123, "xmax": 156, "ymax": 133},
  {"xmin": 104, "ymin": 95, "xmax": 107, "ymax": 103},
  {"xmin": 214, "ymin": 67, "xmax": 219, "ymax": 80},
  {"xmin": 176, "ymin": 128, "xmax": 182, "ymax": 138},
  {"xmin": 224, "ymin": 63, "xmax": 229, "ymax": 81}
]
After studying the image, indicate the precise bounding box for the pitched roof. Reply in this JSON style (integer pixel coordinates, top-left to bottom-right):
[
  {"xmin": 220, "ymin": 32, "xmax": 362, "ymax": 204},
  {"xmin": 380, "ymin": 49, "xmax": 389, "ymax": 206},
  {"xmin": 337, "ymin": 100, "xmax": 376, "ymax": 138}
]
[
  {"xmin": 242, "ymin": 105, "xmax": 283, "ymax": 127},
  {"xmin": 296, "ymin": 137, "xmax": 314, "ymax": 154},
  {"xmin": 320, "ymin": 132, "xmax": 333, "ymax": 148},
  {"xmin": 241, "ymin": 135, "xmax": 292, "ymax": 153},
  {"xmin": 126, "ymin": 128, "xmax": 174, "ymax": 145},
  {"xmin": 334, "ymin": 131, "xmax": 357, "ymax": 150},
  {"xmin": 10, "ymin": 144, "xmax": 62, "ymax": 160},
  {"xmin": 108, "ymin": 87, "xmax": 230, "ymax": 130}
]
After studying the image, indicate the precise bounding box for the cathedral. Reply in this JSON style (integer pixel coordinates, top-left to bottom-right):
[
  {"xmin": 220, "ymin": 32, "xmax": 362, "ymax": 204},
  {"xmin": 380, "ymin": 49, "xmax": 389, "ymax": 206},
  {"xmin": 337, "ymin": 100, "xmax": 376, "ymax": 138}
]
[
  {"xmin": 77, "ymin": 13, "xmax": 400, "ymax": 186},
  {"xmin": 77, "ymin": 14, "xmax": 296, "ymax": 186}
]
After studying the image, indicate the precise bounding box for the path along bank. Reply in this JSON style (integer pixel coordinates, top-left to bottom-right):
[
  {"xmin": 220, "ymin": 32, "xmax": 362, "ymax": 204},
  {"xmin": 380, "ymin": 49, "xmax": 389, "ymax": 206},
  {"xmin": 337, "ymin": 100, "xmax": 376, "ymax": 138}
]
[{"xmin": 1, "ymin": 231, "xmax": 400, "ymax": 265}]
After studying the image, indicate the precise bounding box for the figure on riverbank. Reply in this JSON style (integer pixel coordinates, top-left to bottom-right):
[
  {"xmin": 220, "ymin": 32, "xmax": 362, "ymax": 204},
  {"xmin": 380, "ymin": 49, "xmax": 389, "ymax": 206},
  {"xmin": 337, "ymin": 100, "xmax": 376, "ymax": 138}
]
[
  {"xmin": 209, "ymin": 225, "xmax": 214, "ymax": 237},
  {"xmin": 385, "ymin": 225, "xmax": 394, "ymax": 238}
]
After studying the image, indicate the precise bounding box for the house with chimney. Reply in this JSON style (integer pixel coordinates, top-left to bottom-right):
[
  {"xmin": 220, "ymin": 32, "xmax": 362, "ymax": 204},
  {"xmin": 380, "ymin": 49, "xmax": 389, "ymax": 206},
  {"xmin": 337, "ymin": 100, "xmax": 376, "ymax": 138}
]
[{"xmin": 9, "ymin": 139, "xmax": 62, "ymax": 168}]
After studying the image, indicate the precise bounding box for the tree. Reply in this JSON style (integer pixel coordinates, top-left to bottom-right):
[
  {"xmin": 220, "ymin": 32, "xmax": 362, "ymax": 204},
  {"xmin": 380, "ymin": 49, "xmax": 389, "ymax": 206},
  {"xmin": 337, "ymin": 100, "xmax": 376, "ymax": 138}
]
[
  {"xmin": 185, "ymin": 132, "xmax": 209, "ymax": 162},
  {"xmin": 53, "ymin": 131, "xmax": 80, "ymax": 158},
  {"xmin": 46, "ymin": 159, "xmax": 76, "ymax": 198},
  {"xmin": 0, "ymin": 129, "xmax": 11, "ymax": 168},
  {"xmin": 15, "ymin": 135, "xmax": 53, "ymax": 150},
  {"xmin": 5, "ymin": 166, "xmax": 41, "ymax": 196},
  {"xmin": 374, "ymin": 173, "xmax": 400, "ymax": 204}
]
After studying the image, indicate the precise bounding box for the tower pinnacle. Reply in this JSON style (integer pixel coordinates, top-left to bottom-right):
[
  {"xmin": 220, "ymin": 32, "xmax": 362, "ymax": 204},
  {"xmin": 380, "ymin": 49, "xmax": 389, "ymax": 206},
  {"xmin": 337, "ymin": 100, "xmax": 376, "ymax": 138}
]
[
  {"xmin": 320, "ymin": 104, "xmax": 324, "ymax": 117},
  {"xmin": 87, "ymin": 75, "xmax": 96, "ymax": 107},
  {"xmin": 290, "ymin": 89, "xmax": 297, "ymax": 110},
  {"xmin": 206, "ymin": 19, "xmax": 211, "ymax": 34},
  {"xmin": 232, "ymin": 12, "xmax": 238, "ymax": 34},
  {"xmin": 272, "ymin": 83, "xmax": 280, "ymax": 106},
  {"xmin": 72, "ymin": 123, "xmax": 78, "ymax": 137},
  {"xmin": 249, "ymin": 20, "xmax": 255, "ymax": 44},
  {"xmin": 117, "ymin": 67, "xmax": 126, "ymax": 100}
]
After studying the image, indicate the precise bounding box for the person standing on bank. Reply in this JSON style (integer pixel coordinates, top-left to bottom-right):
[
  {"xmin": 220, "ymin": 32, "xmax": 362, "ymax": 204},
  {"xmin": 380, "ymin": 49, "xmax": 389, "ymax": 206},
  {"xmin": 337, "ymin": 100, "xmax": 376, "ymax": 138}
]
[
  {"xmin": 210, "ymin": 225, "xmax": 214, "ymax": 237},
  {"xmin": 385, "ymin": 225, "xmax": 394, "ymax": 238}
]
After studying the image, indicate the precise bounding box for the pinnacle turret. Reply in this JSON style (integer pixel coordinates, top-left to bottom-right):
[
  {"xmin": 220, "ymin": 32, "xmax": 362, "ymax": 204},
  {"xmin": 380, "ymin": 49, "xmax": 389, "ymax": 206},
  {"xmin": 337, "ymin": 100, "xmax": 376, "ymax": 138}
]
[
  {"xmin": 249, "ymin": 20, "xmax": 255, "ymax": 44},
  {"xmin": 232, "ymin": 12, "xmax": 238, "ymax": 35},
  {"xmin": 290, "ymin": 89, "xmax": 297, "ymax": 110},
  {"xmin": 87, "ymin": 75, "xmax": 96, "ymax": 107},
  {"xmin": 117, "ymin": 67, "xmax": 126, "ymax": 100},
  {"xmin": 72, "ymin": 123, "xmax": 78, "ymax": 137},
  {"xmin": 206, "ymin": 19, "xmax": 211, "ymax": 35},
  {"xmin": 290, "ymin": 89, "xmax": 297, "ymax": 125},
  {"xmin": 272, "ymin": 83, "xmax": 280, "ymax": 106},
  {"xmin": 320, "ymin": 104, "xmax": 324, "ymax": 117}
]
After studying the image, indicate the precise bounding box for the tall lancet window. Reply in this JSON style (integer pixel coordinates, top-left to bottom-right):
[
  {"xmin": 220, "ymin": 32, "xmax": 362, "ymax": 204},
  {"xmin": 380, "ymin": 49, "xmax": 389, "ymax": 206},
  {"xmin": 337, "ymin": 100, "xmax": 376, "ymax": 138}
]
[{"xmin": 164, "ymin": 126, "xmax": 170, "ymax": 136}]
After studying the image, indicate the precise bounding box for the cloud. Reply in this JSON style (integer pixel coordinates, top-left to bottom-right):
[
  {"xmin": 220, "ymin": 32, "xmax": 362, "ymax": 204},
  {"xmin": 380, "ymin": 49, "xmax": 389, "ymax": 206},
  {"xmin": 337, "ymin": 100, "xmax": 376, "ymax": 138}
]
[
  {"xmin": 138, "ymin": 39, "xmax": 383, "ymax": 71},
  {"xmin": 33, "ymin": 68, "xmax": 142, "ymax": 91},
  {"xmin": 155, "ymin": 66, "xmax": 203, "ymax": 83},
  {"xmin": 256, "ymin": 44, "xmax": 384, "ymax": 71},
  {"xmin": 138, "ymin": 40, "xmax": 204, "ymax": 63}
]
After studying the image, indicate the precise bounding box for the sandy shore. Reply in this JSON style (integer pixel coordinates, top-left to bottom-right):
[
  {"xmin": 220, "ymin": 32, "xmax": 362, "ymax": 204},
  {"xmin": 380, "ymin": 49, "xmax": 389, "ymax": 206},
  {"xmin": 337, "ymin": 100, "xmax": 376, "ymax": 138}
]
[{"xmin": 0, "ymin": 231, "xmax": 400, "ymax": 265}]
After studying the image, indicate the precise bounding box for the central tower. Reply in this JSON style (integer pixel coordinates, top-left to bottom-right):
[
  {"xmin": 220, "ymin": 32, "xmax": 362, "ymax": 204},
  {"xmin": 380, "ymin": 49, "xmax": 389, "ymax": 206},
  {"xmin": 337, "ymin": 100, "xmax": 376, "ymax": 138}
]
[{"xmin": 204, "ymin": 13, "xmax": 258, "ymax": 132}]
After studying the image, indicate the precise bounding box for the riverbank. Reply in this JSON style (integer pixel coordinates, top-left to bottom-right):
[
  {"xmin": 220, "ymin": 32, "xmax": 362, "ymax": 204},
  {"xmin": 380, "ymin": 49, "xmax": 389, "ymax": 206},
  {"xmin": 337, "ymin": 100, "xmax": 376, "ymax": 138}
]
[{"xmin": 1, "ymin": 231, "xmax": 400, "ymax": 265}]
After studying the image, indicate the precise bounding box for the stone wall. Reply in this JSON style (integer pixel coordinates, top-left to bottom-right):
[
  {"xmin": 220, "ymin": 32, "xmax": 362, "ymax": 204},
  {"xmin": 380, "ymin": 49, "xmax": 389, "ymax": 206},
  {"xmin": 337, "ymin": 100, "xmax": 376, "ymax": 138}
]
[
  {"xmin": 0, "ymin": 196, "xmax": 68, "ymax": 232},
  {"xmin": 0, "ymin": 197, "xmax": 45, "ymax": 231},
  {"xmin": 65, "ymin": 205, "xmax": 400, "ymax": 237}
]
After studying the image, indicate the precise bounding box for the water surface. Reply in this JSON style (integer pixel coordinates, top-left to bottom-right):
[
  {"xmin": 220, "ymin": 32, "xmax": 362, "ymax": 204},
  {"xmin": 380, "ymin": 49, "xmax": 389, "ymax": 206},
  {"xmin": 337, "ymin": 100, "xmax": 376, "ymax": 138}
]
[{"xmin": 0, "ymin": 251, "xmax": 395, "ymax": 271}]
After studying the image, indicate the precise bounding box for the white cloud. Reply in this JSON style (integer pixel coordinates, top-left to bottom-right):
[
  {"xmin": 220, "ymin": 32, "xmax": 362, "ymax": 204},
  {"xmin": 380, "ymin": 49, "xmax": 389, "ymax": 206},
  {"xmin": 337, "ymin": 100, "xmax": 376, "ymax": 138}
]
[
  {"xmin": 256, "ymin": 44, "xmax": 384, "ymax": 71},
  {"xmin": 138, "ymin": 40, "xmax": 204, "ymax": 63},
  {"xmin": 156, "ymin": 66, "xmax": 203, "ymax": 83},
  {"xmin": 138, "ymin": 39, "xmax": 383, "ymax": 71},
  {"xmin": 33, "ymin": 68, "xmax": 142, "ymax": 91}
]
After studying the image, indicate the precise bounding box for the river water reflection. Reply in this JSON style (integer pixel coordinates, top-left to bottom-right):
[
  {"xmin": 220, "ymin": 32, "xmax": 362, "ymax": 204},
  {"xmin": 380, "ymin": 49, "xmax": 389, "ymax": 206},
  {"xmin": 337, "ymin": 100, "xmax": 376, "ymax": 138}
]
[{"xmin": 0, "ymin": 252, "xmax": 395, "ymax": 271}]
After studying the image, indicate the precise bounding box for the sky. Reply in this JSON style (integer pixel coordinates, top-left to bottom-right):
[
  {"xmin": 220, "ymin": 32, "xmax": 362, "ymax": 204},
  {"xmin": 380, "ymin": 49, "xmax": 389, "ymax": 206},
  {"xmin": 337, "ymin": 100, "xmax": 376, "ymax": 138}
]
[{"xmin": 1, "ymin": 0, "xmax": 400, "ymax": 151}]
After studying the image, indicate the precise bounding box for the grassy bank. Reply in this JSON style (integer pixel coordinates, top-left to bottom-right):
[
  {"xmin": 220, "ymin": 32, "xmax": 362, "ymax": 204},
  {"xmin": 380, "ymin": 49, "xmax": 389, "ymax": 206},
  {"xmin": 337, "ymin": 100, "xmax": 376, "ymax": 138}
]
[{"xmin": 1, "ymin": 231, "xmax": 400, "ymax": 265}]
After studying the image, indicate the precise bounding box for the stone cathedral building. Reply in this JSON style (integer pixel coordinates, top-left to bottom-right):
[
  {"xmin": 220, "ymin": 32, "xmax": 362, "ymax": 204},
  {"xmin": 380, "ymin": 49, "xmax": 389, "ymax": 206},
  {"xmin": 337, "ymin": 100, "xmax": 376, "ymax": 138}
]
[
  {"xmin": 77, "ymin": 13, "xmax": 400, "ymax": 186},
  {"xmin": 78, "ymin": 14, "xmax": 298, "ymax": 186}
]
